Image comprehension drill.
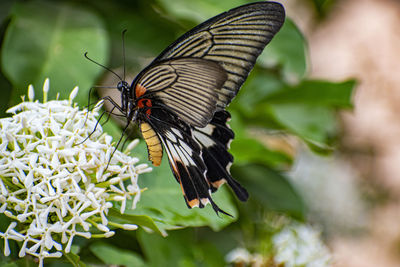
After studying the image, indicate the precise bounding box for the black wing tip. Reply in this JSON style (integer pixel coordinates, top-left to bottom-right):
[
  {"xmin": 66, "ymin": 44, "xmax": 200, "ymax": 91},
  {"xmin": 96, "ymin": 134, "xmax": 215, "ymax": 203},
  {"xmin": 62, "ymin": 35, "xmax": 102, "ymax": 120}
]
[
  {"xmin": 229, "ymin": 1, "xmax": 285, "ymax": 15},
  {"xmin": 209, "ymin": 198, "xmax": 234, "ymax": 217},
  {"xmin": 184, "ymin": 195, "xmax": 234, "ymax": 217},
  {"xmin": 224, "ymin": 176, "xmax": 249, "ymax": 202},
  {"xmin": 234, "ymin": 186, "xmax": 249, "ymax": 202},
  {"xmin": 233, "ymin": 1, "xmax": 286, "ymax": 29}
]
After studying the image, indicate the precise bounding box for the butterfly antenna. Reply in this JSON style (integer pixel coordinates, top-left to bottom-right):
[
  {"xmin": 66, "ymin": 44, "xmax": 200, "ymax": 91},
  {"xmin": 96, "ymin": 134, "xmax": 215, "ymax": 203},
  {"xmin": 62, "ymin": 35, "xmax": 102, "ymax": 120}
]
[
  {"xmin": 122, "ymin": 29, "xmax": 127, "ymax": 81},
  {"xmin": 84, "ymin": 52, "xmax": 123, "ymax": 81}
]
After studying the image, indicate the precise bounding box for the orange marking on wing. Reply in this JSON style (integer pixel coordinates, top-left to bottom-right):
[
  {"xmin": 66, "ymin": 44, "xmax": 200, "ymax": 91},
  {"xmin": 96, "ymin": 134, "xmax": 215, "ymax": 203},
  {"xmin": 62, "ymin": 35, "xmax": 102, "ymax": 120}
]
[
  {"xmin": 176, "ymin": 176, "xmax": 200, "ymax": 208},
  {"xmin": 135, "ymin": 84, "xmax": 147, "ymax": 98},
  {"xmin": 174, "ymin": 165, "xmax": 188, "ymax": 200},
  {"xmin": 171, "ymin": 161, "xmax": 179, "ymax": 174},
  {"xmin": 173, "ymin": 161, "xmax": 199, "ymax": 208},
  {"xmin": 211, "ymin": 179, "xmax": 226, "ymax": 189},
  {"xmin": 188, "ymin": 199, "xmax": 200, "ymax": 208},
  {"xmin": 179, "ymin": 179, "xmax": 185, "ymax": 195}
]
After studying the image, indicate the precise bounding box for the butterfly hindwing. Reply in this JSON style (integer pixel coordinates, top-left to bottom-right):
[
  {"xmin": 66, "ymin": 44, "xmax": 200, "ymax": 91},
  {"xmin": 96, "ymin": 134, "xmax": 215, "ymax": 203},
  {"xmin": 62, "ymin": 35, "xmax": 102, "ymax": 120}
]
[
  {"xmin": 142, "ymin": 108, "xmax": 230, "ymax": 214},
  {"xmin": 193, "ymin": 111, "xmax": 248, "ymax": 201}
]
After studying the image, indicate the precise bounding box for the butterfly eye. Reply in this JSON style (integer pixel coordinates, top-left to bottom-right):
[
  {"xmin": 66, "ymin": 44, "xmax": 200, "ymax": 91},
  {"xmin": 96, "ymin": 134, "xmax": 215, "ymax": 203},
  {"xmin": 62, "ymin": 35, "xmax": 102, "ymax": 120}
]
[
  {"xmin": 117, "ymin": 81, "xmax": 129, "ymax": 92},
  {"xmin": 116, "ymin": 81, "xmax": 123, "ymax": 91}
]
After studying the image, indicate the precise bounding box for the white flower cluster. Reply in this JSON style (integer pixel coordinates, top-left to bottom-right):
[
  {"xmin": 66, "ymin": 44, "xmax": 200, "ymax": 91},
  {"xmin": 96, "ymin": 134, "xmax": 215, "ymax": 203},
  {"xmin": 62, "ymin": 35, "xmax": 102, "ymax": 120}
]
[
  {"xmin": 226, "ymin": 223, "xmax": 331, "ymax": 267},
  {"xmin": 272, "ymin": 224, "xmax": 332, "ymax": 267},
  {"xmin": 0, "ymin": 79, "xmax": 151, "ymax": 266},
  {"xmin": 225, "ymin": 248, "xmax": 262, "ymax": 266}
]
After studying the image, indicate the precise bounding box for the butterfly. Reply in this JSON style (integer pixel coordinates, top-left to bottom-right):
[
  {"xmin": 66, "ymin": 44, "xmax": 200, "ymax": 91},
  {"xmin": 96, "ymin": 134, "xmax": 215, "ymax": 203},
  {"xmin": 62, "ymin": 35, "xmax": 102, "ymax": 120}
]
[{"xmin": 108, "ymin": 1, "xmax": 285, "ymax": 215}]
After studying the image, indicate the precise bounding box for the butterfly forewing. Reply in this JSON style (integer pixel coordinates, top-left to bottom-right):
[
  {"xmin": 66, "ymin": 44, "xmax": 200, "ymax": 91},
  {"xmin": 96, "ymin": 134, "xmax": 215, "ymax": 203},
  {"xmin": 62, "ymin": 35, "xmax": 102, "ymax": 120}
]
[
  {"xmin": 152, "ymin": 2, "xmax": 285, "ymax": 110},
  {"xmin": 134, "ymin": 58, "xmax": 227, "ymax": 127}
]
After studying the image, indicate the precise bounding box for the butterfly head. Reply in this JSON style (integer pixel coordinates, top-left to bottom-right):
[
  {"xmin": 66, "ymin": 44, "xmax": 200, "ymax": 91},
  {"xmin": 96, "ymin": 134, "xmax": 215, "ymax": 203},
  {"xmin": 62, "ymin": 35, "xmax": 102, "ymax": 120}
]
[{"xmin": 117, "ymin": 80, "xmax": 132, "ymax": 110}]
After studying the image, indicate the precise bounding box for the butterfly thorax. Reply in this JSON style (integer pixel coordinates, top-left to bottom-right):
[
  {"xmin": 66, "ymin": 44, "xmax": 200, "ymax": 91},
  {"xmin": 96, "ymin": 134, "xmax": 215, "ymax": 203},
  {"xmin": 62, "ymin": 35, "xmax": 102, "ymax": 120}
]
[
  {"xmin": 117, "ymin": 80, "xmax": 131, "ymax": 111},
  {"xmin": 116, "ymin": 80, "xmax": 143, "ymax": 123},
  {"xmin": 116, "ymin": 79, "xmax": 162, "ymax": 166}
]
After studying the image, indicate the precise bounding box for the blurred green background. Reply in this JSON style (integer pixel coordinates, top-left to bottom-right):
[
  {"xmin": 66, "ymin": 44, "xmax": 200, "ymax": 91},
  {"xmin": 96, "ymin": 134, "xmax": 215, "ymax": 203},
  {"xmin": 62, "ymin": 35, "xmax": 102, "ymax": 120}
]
[{"xmin": 0, "ymin": 0, "xmax": 354, "ymax": 266}]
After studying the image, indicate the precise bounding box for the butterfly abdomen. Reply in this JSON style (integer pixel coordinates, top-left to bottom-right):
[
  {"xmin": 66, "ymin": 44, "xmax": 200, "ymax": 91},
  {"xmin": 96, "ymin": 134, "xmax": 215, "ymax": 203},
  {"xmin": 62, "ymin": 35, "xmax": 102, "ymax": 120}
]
[{"xmin": 140, "ymin": 122, "xmax": 163, "ymax": 166}]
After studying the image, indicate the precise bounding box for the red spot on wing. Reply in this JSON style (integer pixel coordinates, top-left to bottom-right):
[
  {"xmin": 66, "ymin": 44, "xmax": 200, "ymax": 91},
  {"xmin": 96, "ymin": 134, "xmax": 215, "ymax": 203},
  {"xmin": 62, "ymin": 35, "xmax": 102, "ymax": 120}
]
[
  {"xmin": 137, "ymin": 99, "xmax": 152, "ymax": 108},
  {"xmin": 137, "ymin": 98, "xmax": 153, "ymax": 118},
  {"xmin": 137, "ymin": 99, "xmax": 145, "ymax": 108}
]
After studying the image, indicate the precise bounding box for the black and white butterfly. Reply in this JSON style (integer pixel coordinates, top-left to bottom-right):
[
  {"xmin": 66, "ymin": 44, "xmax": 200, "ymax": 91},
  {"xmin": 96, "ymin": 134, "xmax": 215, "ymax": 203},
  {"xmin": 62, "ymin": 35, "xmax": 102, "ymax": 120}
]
[{"xmin": 104, "ymin": 1, "xmax": 285, "ymax": 215}]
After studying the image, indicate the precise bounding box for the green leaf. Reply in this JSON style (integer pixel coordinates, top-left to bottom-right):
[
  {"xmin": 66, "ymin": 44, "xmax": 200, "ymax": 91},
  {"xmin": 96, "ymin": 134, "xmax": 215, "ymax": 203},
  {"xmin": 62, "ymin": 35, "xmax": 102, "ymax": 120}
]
[
  {"xmin": 90, "ymin": 242, "xmax": 146, "ymax": 267},
  {"xmin": 138, "ymin": 228, "xmax": 225, "ymax": 267},
  {"xmin": 264, "ymin": 80, "xmax": 355, "ymax": 108},
  {"xmin": 108, "ymin": 209, "xmax": 165, "ymax": 236},
  {"xmin": 312, "ymin": 0, "xmax": 336, "ymax": 17},
  {"xmin": 0, "ymin": 263, "xmax": 18, "ymax": 267},
  {"xmin": 0, "ymin": 71, "xmax": 12, "ymax": 116},
  {"xmin": 194, "ymin": 242, "xmax": 227, "ymax": 266},
  {"xmin": 0, "ymin": 1, "xmax": 15, "ymax": 24},
  {"xmin": 12, "ymin": 258, "xmax": 37, "ymax": 267},
  {"xmin": 126, "ymin": 142, "xmax": 237, "ymax": 231},
  {"xmin": 89, "ymin": 0, "xmax": 179, "ymax": 69},
  {"xmin": 230, "ymin": 69, "xmax": 285, "ymax": 114},
  {"xmin": 0, "ymin": 1, "xmax": 15, "ymax": 116},
  {"xmin": 261, "ymin": 18, "xmax": 307, "ymax": 82},
  {"xmin": 138, "ymin": 229, "xmax": 193, "ymax": 267},
  {"xmin": 155, "ymin": 0, "xmax": 248, "ymax": 24},
  {"xmin": 268, "ymin": 103, "xmax": 337, "ymax": 147},
  {"xmin": 231, "ymin": 137, "xmax": 292, "ymax": 168},
  {"xmin": 231, "ymin": 164, "xmax": 306, "ymax": 219},
  {"xmin": 227, "ymin": 110, "xmax": 293, "ymax": 168},
  {"xmin": 1, "ymin": 0, "xmax": 109, "ymax": 106},
  {"xmin": 231, "ymin": 79, "xmax": 356, "ymax": 150},
  {"xmin": 63, "ymin": 252, "xmax": 86, "ymax": 267}
]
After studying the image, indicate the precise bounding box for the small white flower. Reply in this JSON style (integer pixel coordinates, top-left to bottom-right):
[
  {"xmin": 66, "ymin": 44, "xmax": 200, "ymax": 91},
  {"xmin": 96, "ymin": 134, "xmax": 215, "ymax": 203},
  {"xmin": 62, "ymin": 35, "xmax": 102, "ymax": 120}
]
[
  {"xmin": 104, "ymin": 231, "xmax": 115, "ymax": 238},
  {"xmin": 122, "ymin": 224, "xmax": 138, "ymax": 230},
  {"xmin": 0, "ymin": 79, "xmax": 151, "ymax": 264},
  {"xmin": 225, "ymin": 247, "xmax": 252, "ymax": 264},
  {"xmin": 272, "ymin": 223, "xmax": 332, "ymax": 267},
  {"xmin": 225, "ymin": 223, "xmax": 332, "ymax": 267}
]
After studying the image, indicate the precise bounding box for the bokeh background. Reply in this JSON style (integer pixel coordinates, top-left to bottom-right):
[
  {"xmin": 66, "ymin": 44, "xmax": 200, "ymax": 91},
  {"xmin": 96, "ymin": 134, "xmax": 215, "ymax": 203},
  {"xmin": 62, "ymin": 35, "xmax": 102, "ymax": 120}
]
[
  {"xmin": 297, "ymin": 0, "xmax": 400, "ymax": 266},
  {"xmin": 0, "ymin": 0, "xmax": 399, "ymax": 266}
]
